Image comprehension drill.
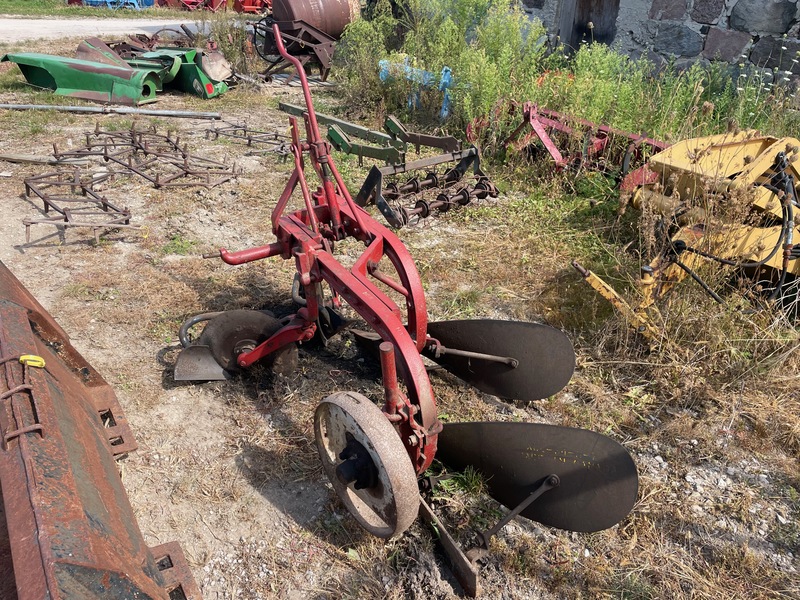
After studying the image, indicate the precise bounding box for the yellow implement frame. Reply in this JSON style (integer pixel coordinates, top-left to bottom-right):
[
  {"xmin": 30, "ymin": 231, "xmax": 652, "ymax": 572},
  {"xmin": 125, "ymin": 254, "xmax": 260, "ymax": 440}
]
[{"xmin": 577, "ymin": 130, "xmax": 799, "ymax": 338}]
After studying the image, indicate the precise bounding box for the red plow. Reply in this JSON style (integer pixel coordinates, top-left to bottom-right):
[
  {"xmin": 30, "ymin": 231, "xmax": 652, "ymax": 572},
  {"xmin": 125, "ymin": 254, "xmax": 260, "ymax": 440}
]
[{"xmin": 173, "ymin": 25, "xmax": 639, "ymax": 596}]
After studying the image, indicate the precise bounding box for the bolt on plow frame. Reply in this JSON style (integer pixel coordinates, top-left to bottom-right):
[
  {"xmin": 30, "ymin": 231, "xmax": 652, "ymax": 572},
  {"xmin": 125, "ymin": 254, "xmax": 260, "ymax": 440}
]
[
  {"xmin": 174, "ymin": 24, "xmax": 639, "ymax": 597},
  {"xmin": 0, "ymin": 261, "xmax": 200, "ymax": 600}
]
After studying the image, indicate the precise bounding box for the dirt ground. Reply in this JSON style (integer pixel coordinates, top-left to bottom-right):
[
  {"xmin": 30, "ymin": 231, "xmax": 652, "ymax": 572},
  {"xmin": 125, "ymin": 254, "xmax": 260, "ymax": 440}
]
[
  {"xmin": 0, "ymin": 75, "xmax": 538, "ymax": 598},
  {"xmin": 1, "ymin": 25, "xmax": 799, "ymax": 600}
]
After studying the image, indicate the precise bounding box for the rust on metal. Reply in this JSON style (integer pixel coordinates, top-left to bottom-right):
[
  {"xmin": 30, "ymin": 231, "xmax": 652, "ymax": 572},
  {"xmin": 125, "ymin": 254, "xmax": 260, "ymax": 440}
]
[
  {"xmin": 254, "ymin": 18, "xmax": 337, "ymax": 82},
  {"xmin": 251, "ymin": 0, "xmax": 358, "ymax": 82},
  {"xmin": 502, "ymin": 101, "xmax": 668, "ymax": 177},
  {"xmin": 0, "ymin": 260, "xmax": 201, "ymax": 599},
  {"xmin": 23, "ymin": 168, "xmax": 136, "ymax": 243},
  {"xmin": 354, "ymin": 147, "xmax": 497, "ymax": 227},
  {"xmin": 52, "ymin": 124, "xmax": 239, "ymax": 188},
  {"xmin": 206, "ymin": 123, "xmax": 292, "ymax": 156},
  {"xmin": 271, "ymin": 0, "xmax": 360, "ymax": 40},
  {"xmin": 21, "ymin": 124, "xmax": 238, "ymax": 242}
]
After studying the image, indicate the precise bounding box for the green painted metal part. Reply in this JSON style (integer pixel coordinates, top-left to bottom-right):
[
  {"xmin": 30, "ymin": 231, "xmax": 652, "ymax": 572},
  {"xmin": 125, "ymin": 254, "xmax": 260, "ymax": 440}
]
[
  {"xmin": 327, "ymin": 124, "xmax": 403, "ymax": 164},
  {"xmin": 279, "ymin": 102, "xmax": 460, "ymax": 164},
  {"xmin": 2, "ymin": 44, "xmax": 228, "ymax": 106},
  {"xmin": 0, "ymin": 52, "xmax": 163, "ymax": 105},
  {"xmin": 279, "ymin": 102, "xmax": 405, "ymax": 150},
  {"xmin": 140, "ymin": 49, "xmax": 229, "ymax": 99}
]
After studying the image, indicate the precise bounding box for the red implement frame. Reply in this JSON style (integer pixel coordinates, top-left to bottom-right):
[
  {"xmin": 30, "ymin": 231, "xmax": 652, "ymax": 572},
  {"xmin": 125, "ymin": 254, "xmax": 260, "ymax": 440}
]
[
  {"xmin": 211, "ymin": 25, "xmax": 440, "ymax": 474},
  {"xmin": 504, "ymin": 101, "xmax": 669, "ymax": 174},
  {"xmin": 158, "ymin": 0, "xmax": 225, "ymax": 10},
  {"xmin": 234, "ymin": 0, "xmax": 271, "ymax": 12}
]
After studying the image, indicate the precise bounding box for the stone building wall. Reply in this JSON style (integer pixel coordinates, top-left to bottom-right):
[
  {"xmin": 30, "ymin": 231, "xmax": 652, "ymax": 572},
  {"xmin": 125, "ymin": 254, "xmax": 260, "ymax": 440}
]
[{"xmin": 524, "ymin": 0, "xmax": 800, "ymax": 75}]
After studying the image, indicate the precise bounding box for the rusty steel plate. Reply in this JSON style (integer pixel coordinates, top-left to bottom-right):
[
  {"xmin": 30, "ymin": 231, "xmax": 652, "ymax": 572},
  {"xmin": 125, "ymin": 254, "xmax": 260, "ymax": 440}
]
[
  {"xmin": 436, "ymin": 421, "xmax": 639, "ymax": 532},
  {"xmin": 425, "ymin": 320, "xmax": 576, "ymax": 401},
  {"xmin": 0, "ymin": 260, "xmax": 201, "ymax": 600}
]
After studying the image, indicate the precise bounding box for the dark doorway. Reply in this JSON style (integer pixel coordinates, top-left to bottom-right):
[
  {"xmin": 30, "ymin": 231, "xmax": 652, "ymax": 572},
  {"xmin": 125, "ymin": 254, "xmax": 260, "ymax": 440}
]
[{"xmin": 557, "ymin": 0, "xmax": 620, "ymax": 52}]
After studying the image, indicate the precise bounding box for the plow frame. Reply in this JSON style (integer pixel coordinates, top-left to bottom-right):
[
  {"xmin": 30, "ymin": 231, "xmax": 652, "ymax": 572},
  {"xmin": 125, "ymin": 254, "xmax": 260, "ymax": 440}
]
[{"xmin": 210, "ymin": 25, "xmax": 441, "ymax": 474}]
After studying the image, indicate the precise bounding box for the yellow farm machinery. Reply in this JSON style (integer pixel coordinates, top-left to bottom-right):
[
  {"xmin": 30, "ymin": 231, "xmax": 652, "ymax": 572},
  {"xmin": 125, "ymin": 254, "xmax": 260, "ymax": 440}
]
[{"xmin": 574, "ymin": 129, "xmax": 800, "ymax": 338}]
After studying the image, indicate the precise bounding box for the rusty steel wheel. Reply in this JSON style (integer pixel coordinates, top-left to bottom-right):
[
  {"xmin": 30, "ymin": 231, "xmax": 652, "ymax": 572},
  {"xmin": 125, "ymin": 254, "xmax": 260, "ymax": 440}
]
[{"xmin": 314, "ymin": 391, "xmax": 420, "ymax": 538}]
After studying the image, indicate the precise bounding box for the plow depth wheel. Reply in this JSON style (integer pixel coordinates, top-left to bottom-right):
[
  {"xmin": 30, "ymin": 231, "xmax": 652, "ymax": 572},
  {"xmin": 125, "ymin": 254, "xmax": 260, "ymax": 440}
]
[{"xmin": 314, "ymin": 391, "xmax": 420, "ymax": 538}]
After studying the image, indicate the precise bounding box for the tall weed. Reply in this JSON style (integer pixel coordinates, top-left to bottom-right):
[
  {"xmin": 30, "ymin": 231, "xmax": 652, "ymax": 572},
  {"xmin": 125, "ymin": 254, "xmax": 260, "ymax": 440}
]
[{"xmin": 336, "ymin": 0, "xmax": 798, "ymax": 142}]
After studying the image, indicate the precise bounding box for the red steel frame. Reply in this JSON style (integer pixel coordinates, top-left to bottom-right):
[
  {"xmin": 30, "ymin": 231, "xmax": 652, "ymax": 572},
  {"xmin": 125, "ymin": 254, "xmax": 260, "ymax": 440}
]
[
  {"xmin": 211, "ymin": 25, "xmax": 441, "ymax": 474},
  {"xmin": 504, "ymin": 101, "xmax": 668, "ymax": 171},
  {"xmin": 233, "ymin": 0, "xmax": 270, "ymax": 12}
]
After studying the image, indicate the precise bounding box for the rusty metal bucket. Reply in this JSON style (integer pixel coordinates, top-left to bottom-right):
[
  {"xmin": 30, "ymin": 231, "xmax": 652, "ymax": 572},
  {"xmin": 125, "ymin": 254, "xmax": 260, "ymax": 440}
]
[{"xmin": 0, "ymin": 260, "xmax": 201, "ymax": 600}]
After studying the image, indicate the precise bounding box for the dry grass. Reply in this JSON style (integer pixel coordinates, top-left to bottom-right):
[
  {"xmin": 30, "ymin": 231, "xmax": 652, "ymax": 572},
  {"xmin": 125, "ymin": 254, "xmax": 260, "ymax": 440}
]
[{"xmin": 0, "ymin": 52, "xmax": 798, "ymax": 600}]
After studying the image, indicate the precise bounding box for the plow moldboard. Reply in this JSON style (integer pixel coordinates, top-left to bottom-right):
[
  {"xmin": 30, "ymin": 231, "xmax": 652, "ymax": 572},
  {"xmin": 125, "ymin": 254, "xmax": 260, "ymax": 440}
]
[
  {"xmin": 436, "ymin": 422, "xmax": 638, "ymax": 532},
  {"xmin": 425, "ymin": 320, "xmax": 576, "ymax": 401}
]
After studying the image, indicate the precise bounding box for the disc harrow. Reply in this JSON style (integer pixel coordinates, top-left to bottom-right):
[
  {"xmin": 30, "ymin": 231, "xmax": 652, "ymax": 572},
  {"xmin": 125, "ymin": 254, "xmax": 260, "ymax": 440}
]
[
  {"xmin": 502, "ymin": 101, "xmax": 669, "ymax": 178},
  {"xmin": 174, "ymin": 24, "xmax": 639, "ymax": 596}
]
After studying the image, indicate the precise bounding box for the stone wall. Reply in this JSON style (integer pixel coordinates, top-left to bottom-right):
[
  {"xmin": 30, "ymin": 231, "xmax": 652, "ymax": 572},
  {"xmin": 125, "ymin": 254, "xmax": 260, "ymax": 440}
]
[{"xmin": 524, "ymin": 0, "xmax": 800, "ymax": 74}]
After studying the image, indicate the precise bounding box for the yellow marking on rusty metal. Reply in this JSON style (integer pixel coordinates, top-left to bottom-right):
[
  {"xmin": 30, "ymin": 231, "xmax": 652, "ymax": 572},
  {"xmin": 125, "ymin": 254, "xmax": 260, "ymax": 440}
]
[{"xmin": 19, "ymin": 354, "xmax": 45, "ymax": 368}]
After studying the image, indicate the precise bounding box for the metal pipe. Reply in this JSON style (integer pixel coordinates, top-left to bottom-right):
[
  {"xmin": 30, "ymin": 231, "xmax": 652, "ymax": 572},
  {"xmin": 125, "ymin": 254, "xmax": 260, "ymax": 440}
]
[
  {"xmin": 0, "ymin": 104, "xmax": 221, "ymax": 120},
  {"xmin": 434, "ymin": 345, "xmax": 519, "ymax": 368},
  {"xmin": 379, "ymin": 341, "xmax": 403, "ymax": 419}
]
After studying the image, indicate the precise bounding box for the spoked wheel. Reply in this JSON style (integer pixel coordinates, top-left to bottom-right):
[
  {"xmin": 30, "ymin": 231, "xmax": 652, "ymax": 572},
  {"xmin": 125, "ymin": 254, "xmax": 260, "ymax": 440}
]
[
  {"xmin": 314, "ymin": 391, "xmax": 420, "ymax": 538},
  {"xmin": 202, "ymin": 309, "xmax": 297, "ymax": 374}
]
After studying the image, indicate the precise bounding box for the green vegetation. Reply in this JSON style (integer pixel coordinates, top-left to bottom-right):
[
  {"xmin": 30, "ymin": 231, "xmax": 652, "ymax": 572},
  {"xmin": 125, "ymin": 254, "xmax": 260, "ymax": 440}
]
[
  {"xmin": 336, "ymin": 0, "xmax": 800, "ymax": 141},
  {"xmin": 0, "ymin": 1, "xmax": 796, "ymax": 597},
  {"xmin": 0, "ymin": 0, "xmax": 185, "ymax": 17},
  {"xmin": 160, "ymin": 233, "xmax": 197, "ymax": 255}
]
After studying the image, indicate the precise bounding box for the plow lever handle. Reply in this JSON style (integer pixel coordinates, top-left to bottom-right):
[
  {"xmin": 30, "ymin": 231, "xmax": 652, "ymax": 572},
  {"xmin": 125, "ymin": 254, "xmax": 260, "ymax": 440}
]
[{"xmin": 215, "ymin": 242, "xmax": 285, "ymax": 265}]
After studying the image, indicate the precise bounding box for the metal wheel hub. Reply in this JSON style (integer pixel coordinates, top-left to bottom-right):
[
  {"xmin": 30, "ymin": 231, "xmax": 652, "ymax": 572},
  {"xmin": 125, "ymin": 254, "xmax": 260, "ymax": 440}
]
[
  {"xmin": 199, "ymin": 309, "xmax": 298, "ymax": 374},
  {"xmin": 314, "ymin": 391, "xmax": 420, "ymax": 539},
  {"xmin": 335, "ymin": 433, "xmax": 379, "ymax": 490}
]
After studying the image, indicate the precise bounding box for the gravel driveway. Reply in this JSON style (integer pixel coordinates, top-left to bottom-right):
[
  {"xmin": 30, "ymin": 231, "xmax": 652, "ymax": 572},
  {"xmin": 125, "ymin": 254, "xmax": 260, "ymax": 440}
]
[{"xmin": 0, "ymin": 16, "xmax": 199, "ymax": 43}]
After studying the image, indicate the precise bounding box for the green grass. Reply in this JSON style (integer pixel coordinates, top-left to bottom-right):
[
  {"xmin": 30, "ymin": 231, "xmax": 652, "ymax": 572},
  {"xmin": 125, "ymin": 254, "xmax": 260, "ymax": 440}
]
[
  {"xmin": 160, "ymin": 234, "xmax": 197, "ymax": 255},
  {"xmin": 0, "ymin": 0, "xmax": 187, "ymax": 17},
  {"xmin": 336, "ymin": 0, "xmax": 800, "ymax": 141}
]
